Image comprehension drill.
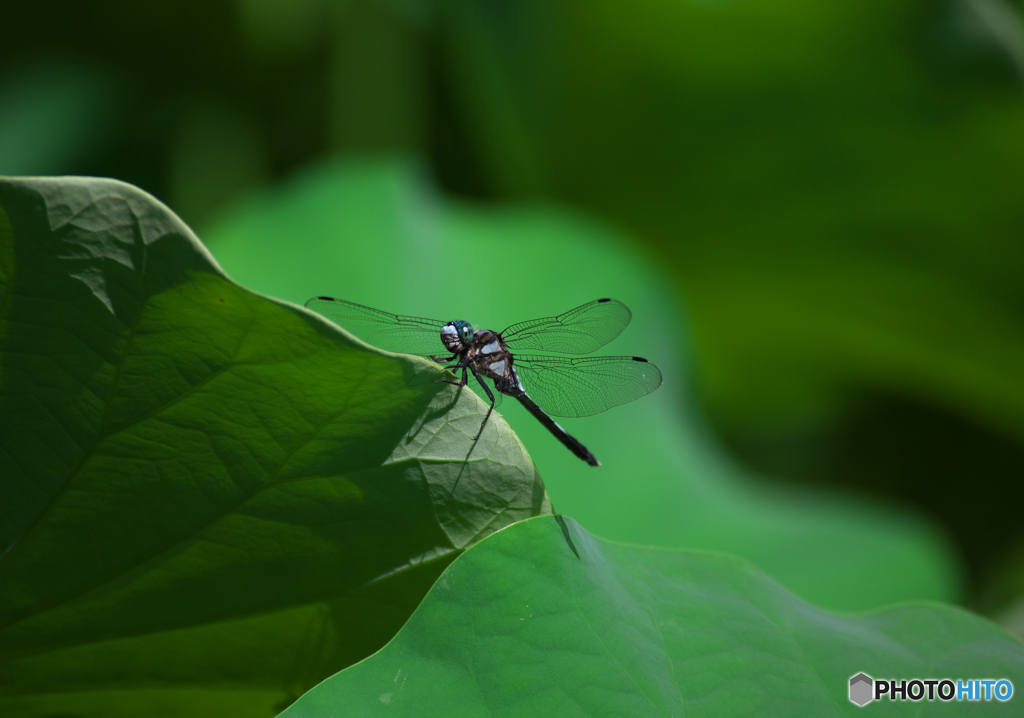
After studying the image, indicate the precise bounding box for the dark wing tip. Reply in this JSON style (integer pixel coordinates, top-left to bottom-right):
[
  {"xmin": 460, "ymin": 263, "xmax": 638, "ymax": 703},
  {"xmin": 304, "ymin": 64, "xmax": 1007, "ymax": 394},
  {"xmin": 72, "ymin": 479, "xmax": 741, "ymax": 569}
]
[
  {"xmin": 597, "ymin": 297, "xmax": 612, "ymax": 303},
  {"xmin": 317, "ymin": 296, "xmax": 335, "ymax": 301},
  {"xmin": 632, "ymin": 356, "xmax": 648, "ymax": 362}
]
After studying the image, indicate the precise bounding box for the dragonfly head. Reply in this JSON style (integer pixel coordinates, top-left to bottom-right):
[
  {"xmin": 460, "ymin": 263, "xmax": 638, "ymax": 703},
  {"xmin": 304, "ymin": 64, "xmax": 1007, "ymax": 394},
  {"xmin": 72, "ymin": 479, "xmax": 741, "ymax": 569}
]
[{"xmin": 441, "ymin": 320, "xmax": 474, "ymax": 353}]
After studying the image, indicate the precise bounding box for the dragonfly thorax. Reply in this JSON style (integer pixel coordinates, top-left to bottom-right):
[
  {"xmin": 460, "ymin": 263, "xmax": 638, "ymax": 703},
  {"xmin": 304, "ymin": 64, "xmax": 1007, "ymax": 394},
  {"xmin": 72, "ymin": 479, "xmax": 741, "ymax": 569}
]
[
  {"xmin": 440, "ymin": 320, "xmax": 474, "ymax": 353},
  {"xmin": 464, "ymin": 329, "xmax": 517, "ymax": 385}
]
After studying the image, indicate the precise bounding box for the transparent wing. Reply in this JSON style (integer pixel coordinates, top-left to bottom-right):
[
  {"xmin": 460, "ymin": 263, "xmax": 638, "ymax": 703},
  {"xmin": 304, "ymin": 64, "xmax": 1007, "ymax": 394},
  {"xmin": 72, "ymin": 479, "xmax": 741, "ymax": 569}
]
[
  {"xmin": 511, "ymin": 355, "xmax": 662, "ymax": 418},
  {"xmin": 305, "ymin": 297, "xmax": 448, "ymax": 356},
  {"xmin": 501, "ymin": 298, "xmax": 632, "ymax": 355}
]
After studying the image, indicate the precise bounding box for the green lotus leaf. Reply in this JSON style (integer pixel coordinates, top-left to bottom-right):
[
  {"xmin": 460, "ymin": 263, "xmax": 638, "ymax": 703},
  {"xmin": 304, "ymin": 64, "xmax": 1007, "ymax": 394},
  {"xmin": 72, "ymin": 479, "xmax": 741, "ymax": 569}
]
[
  {"xmin": 0, "ymin": 176, "xmax": 550, "ymax": 718},
  {"xmin": 285, "ymin": 514, "xmax": 1024, "ymax": 718}
]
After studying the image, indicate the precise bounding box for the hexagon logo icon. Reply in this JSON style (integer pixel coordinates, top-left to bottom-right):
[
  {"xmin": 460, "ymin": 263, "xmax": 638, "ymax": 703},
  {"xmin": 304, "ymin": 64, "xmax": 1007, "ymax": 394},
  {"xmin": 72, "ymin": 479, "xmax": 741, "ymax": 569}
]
[{"xmin": 849, "ymin": 673, "xmax": 873, "ymax": 706}]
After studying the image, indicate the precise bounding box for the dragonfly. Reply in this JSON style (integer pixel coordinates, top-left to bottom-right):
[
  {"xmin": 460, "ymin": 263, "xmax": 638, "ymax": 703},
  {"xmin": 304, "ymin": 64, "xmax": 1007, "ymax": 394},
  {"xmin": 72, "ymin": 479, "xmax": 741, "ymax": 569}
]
[{"xmin": 304, "ymin": 297, "xmax": 662, "ymax": 466}]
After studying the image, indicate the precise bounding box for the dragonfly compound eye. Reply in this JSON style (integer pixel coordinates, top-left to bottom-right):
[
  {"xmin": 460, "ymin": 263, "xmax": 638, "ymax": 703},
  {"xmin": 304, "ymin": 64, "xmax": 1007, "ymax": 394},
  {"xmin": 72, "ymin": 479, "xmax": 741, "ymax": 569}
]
[{"xmin": 440, "ymin": 323, "xmax": 462, "ymax": 352}]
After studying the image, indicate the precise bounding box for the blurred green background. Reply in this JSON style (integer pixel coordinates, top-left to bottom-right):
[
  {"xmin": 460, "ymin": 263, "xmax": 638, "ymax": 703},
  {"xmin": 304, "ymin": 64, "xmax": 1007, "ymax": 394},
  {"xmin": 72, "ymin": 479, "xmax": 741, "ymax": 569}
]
[{"xmin": 4, "ymin": 0, "xmax": 1024, "ymax": 622}]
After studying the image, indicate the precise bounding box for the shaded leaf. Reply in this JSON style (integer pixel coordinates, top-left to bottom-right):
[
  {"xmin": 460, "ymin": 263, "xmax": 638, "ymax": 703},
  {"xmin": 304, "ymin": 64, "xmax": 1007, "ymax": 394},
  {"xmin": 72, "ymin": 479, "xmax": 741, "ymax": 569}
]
[{"xmin": 0, "ymin": 176, "xmax": 550, "ymax": 717}]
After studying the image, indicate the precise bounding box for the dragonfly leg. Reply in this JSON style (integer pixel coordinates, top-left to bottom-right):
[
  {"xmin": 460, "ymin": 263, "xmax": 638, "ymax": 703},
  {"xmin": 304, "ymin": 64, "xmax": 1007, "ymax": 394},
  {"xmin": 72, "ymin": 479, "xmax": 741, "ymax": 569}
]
[
  {"xmin": 472, "ymin": 371, "xmax": 496, "ymax": 441},
  {"xmin": 435, "ymin": 364, "xmax": 468, "ymax": 388}
]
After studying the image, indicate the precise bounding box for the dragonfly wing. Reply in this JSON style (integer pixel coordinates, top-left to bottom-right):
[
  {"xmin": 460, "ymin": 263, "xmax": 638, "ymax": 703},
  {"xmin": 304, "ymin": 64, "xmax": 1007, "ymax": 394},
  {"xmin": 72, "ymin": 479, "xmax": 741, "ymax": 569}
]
[
  {"xmin": 305, "ymin": 297, "xmax": 448, "ymax": 355},
  {"xmin": 511, "ymin": 355, "xmax": 662, "ymax": 418},
  {"xmin": 501, "ymin": 298, "xmax": 632, "ymax": 355}
]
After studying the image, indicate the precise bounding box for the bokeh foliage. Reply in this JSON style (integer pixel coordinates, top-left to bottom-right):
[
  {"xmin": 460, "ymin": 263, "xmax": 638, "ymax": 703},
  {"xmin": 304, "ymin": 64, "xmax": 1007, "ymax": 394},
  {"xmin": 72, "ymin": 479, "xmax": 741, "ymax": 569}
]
[
  {"xmin": 4, "ymin": 0, "xmax": 1024, "ymax": 707},
  {"xmin": 2, "ymin": 0, "xmax": 1023, "ymax": 633},
  {"xmin": 438, "ymin": 0, "xmax": 1024, "ymax": 612}
]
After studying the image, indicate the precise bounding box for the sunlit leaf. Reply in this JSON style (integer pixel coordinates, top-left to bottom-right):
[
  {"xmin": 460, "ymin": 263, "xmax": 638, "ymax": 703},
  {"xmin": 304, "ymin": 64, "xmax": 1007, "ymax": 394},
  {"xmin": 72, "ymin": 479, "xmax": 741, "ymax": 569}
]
[{"xmin": 285, "ymin": 515, "xmax": 1024, "ymax": 718}]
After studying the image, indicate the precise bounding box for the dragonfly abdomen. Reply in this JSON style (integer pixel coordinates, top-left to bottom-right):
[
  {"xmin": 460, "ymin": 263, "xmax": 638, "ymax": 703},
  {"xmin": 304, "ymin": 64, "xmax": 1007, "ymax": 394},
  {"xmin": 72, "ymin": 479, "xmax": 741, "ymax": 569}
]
[{"xmin": 514, "ymin": 392, "xmax": 600, "ymax": 467}]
